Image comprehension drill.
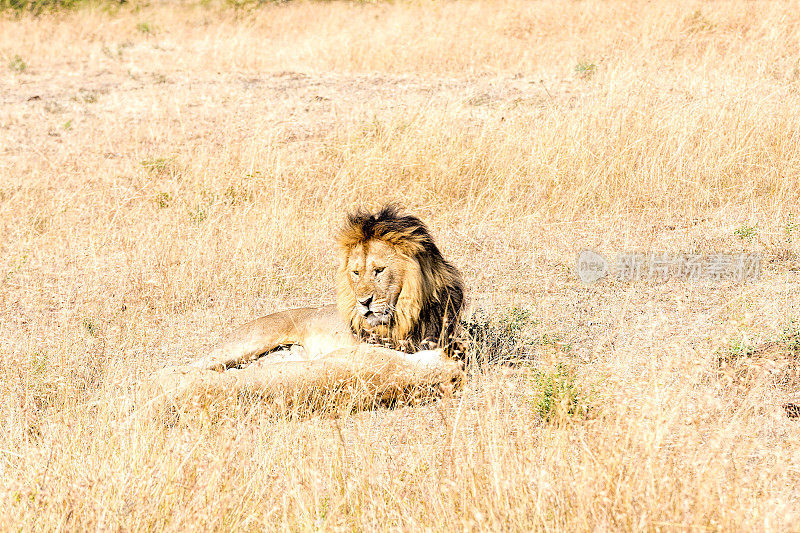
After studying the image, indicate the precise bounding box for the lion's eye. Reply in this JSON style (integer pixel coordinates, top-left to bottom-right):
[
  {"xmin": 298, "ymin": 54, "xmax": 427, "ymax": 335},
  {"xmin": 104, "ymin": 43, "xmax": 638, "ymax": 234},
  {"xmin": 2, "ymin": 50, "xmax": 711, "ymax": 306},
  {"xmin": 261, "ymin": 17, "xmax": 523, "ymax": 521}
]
[
  {"xmin": 352, "ymin": 270, "xmax": 360, "ymax": 277},
  {"xmin": 374, "ymin": 267, "xmax": 385, "ymax": 275}
]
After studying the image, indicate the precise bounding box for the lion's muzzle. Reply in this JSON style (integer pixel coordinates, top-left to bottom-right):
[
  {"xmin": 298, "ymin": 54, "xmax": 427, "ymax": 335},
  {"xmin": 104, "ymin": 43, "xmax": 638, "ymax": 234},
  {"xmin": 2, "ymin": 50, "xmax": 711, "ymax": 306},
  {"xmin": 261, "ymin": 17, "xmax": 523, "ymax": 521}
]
[{"xmin": 357, "ymin": 295, "xmax": 392, "ymax": 327}]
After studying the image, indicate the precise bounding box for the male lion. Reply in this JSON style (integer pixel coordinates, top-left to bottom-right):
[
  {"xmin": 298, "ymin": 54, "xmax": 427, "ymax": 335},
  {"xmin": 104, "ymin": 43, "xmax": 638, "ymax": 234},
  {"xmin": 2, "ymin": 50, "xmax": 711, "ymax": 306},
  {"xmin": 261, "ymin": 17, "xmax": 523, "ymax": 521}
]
[{"xmin": 156, "ymin": 206, "xmax": 465, "ymax": 408}]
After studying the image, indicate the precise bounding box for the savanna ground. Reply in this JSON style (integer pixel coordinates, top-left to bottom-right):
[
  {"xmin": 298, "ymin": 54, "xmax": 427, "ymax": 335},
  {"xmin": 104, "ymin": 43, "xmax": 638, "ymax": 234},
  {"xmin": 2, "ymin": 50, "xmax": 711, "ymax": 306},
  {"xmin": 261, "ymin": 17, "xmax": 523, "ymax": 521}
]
[{"xmin": 2, "ymin": 0, "xmax": 800, "ymax": 530}]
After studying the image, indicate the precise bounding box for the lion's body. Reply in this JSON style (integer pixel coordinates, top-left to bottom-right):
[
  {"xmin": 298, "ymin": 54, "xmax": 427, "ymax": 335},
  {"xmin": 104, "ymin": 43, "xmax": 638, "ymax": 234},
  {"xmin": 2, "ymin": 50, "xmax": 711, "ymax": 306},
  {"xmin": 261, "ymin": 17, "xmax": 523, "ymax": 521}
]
[{"xmin": 163, "ymin": 207, "xmax": 466, "ymax": 405}]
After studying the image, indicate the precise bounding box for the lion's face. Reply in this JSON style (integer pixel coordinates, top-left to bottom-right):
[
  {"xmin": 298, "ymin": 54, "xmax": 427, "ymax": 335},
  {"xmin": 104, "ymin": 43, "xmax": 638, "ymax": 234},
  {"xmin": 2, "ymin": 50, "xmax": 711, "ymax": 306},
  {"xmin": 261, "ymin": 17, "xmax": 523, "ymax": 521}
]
[
  {"xmin": 343, "ymin": 239, "xmax": 407, "ymax": 329},
  {"xmin": 336, "ymin": 206, "xmax": 464, "ymax": 353}
]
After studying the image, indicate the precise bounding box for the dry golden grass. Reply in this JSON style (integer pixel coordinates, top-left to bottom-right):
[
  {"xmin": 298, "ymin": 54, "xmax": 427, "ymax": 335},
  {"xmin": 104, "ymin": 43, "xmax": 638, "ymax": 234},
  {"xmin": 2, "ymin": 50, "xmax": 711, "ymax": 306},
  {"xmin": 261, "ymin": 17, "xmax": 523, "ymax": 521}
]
[{"xmin": 2, "ymin": 0, "xmax": 800, "ymax": 529}]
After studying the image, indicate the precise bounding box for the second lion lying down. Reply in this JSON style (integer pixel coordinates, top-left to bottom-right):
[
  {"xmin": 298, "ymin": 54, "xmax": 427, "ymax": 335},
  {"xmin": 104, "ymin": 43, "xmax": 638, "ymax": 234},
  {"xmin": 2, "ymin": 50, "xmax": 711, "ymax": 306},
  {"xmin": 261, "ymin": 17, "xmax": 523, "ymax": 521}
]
[{"xmin": 155, "ymin": 206, "xmax": 466, "ymax": 408}]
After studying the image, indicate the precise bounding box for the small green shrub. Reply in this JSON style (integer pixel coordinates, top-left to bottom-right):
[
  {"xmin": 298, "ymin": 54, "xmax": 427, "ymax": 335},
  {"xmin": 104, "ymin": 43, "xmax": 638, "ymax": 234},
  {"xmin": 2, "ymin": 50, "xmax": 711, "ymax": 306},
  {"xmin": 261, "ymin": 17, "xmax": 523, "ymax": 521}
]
[
  {"xmin": 785, "ymin": 214, "xmax": 798, "ymax": 244},
  {"xmin": 528, "ymin": 363, "xmax": 589, "ymax": 422},
  {"xmin": 717, "ymin": 338, "xmax": 754, "ymax": 365},
  {"xmin": 734, "ymin": 223, "xmax": 757, "ymax": 241},
  {"xmin": 781, "ymin": 319, "xmax": 800, "ymax": 355},
  {"xmin": 222, "ymin": 185, "xmax": 253, "ymax": 206},
  {"xmin": 2, "ymin": 253, "xmax": 28, "ymax": 285},
  {"xmin": 575, "ymin": 61, "xmax": 596, "ymax": 80},
  {"xmin": 136, "ymin": 21, "xmax": 153, "ymax": 34},
  {"xmin": 188, "ymin": 204, "xmax": 207, "ymax": 224},
  {"xmin": 684, "ymin": 9, "xmax": 715, "ymax": 34},
  {"xmin": 461, "ymin": 307, "xmax": 536, "ymax": 367},
  {"xmin": 154, "ymin": 192, "xmax": 171, "ymax": 209},
  {"xmin": 82, "ymin": 317, "xmax": 97, "ymax": 337},
  {"xmin": 1, "ymin": 0, "xmax": 120, "ymax": 13},
  {"xmin": 9, "ymin": 54, "xmax": 26, "ymax": 72},
  {"xmin": 717, "ymin": 323, "xmax": 800, "ymax": 367},
  {"xmin": 140, "ymin": 156, "xmax": 177, "ymax": 177},
  {"xmin": 461, "ymin": 307, "xmax": 570, "ymax": 368}
]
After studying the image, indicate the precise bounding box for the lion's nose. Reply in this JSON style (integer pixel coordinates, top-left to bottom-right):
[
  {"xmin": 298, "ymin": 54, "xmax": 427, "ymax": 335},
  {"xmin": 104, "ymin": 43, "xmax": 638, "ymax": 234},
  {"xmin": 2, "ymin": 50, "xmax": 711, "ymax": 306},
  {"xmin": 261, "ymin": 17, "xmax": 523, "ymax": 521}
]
[{"xmin": 357, "ymin": 295, "xmax": 373, "ymax": 310}]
